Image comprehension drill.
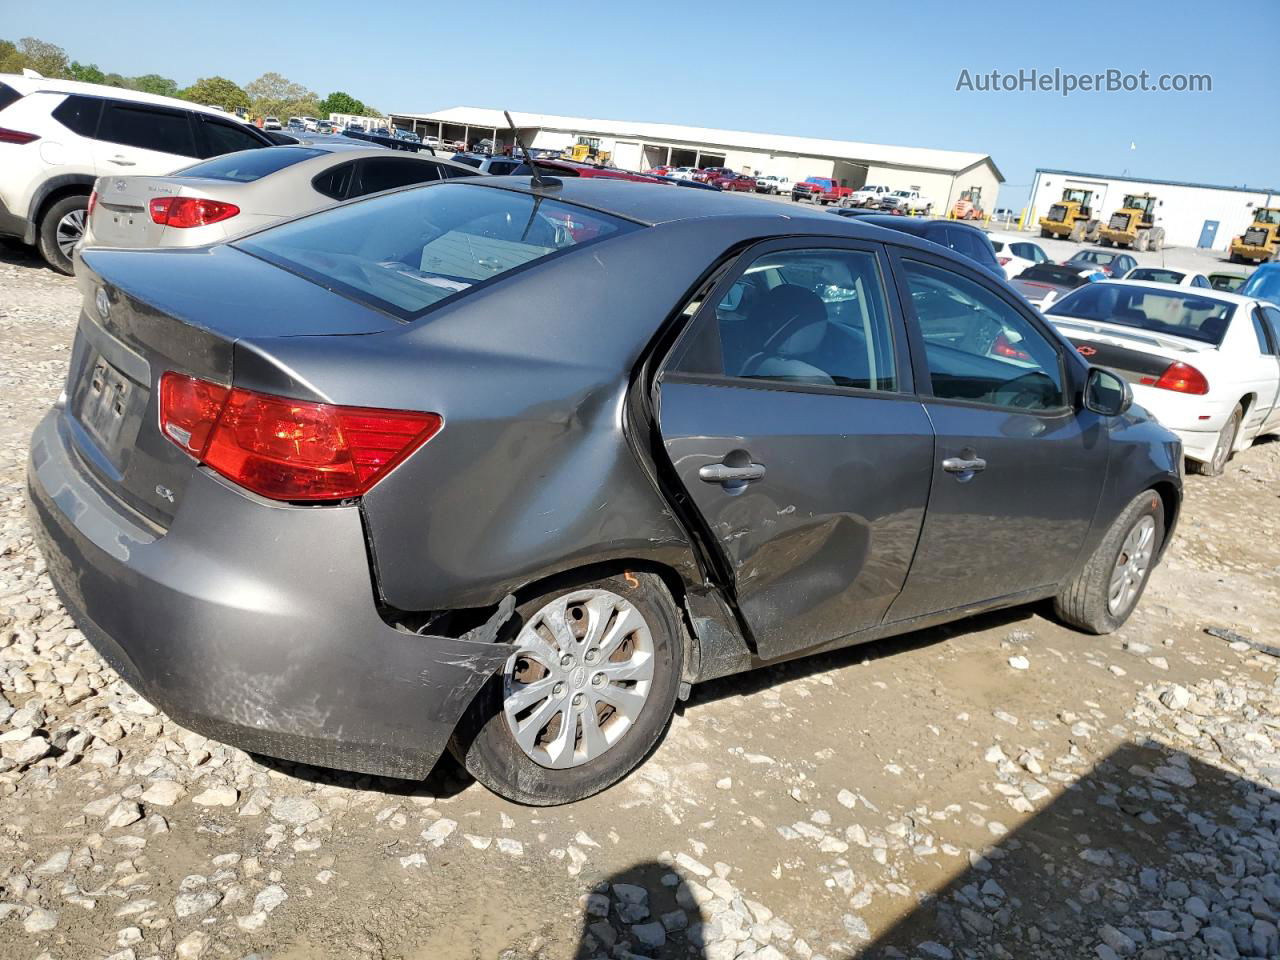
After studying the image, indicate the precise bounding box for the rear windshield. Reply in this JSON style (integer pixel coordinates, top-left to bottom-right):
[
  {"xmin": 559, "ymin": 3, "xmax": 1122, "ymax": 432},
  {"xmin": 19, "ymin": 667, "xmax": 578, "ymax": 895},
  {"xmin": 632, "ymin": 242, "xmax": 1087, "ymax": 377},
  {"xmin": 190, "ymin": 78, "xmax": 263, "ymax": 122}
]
[
  {"xmin": 1021, "ymin": 263, "xmax": 1093, "ymax": 286},
  {"xmin": 1048, "ymin": 284, "xmax": 1235, "ymax": 345},
  {"xmin": 176, "ymin": 147, "xmax": 327, "ymax": 182},
  {"xmin": 1129, "ymin": 268, "xmax": 1183, "ymax": 283},
  {"xmin": 236, "ymin": 182, "xmax": 639, "ymax": 319}
]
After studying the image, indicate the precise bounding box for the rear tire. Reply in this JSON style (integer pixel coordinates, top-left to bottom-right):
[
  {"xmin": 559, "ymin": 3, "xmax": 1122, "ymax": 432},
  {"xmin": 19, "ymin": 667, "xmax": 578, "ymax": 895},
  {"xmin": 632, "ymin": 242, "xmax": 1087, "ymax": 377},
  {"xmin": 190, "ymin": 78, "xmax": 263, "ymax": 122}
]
[
  {"xmin": 452, "ymin": 572, "xmax": 683, "ymax": 806},
  {"xmin": 38, "ymin": 193, "xmax": 89, "ymax": 275},
  {"xmin": 1191, "ymin": 404, "xmax": 1242, "ymax": 477},
  {"xmin": 1054, "ymin": 490, "xmax": 1165, "ymax": 634}
]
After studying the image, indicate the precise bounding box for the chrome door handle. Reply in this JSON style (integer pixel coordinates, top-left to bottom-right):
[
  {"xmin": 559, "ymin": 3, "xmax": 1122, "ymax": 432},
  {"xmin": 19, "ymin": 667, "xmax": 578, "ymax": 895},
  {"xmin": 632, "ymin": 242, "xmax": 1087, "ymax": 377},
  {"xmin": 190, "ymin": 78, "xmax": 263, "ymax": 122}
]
[
  {"xmin": 109, "ymin": 155, "xmax": 136, "ymax": 166},
  {"xmin": 699, "ymin": 462, "xmax": 766, "ymax": 485},
  {"xmin": 942, "ymin": 456, "xmax": 987, "ymax": 475}
]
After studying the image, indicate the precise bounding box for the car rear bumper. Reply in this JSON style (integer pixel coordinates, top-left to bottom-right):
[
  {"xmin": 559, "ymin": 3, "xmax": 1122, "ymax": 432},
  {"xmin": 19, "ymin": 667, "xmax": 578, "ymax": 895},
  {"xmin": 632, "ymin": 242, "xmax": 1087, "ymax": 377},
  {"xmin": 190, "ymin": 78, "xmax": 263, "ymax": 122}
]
[
  {"xmin": 1129, "ymin": 385, "xmax": 1233, "ymax": 463},
  {"xmin": 27, "ymin": 408, "xmax": 512, "ymax": 780}
]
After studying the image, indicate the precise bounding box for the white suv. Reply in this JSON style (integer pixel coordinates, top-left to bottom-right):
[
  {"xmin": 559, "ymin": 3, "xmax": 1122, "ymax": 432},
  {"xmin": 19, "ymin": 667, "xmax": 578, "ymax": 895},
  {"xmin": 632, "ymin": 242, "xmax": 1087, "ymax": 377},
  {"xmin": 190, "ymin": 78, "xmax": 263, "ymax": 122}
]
[{"xmin": 0, "ymin": 72, "xmax": 274, "ymax": 273}]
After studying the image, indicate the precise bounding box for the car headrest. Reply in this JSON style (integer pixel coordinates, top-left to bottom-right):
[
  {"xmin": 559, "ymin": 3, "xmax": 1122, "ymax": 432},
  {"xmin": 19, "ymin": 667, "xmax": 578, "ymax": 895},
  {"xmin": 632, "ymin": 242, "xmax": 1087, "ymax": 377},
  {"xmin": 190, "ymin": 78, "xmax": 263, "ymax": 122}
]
[{"xmin": 746, "ymin": 284, "xmax": 828, "ymax": 350}]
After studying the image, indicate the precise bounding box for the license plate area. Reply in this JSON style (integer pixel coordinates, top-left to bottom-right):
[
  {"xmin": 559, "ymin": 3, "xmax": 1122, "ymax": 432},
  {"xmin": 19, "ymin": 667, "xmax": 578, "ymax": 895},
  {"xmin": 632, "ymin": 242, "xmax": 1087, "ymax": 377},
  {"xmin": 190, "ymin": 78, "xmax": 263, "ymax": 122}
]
[{"xmin": 76, "ymin": 356, "xmax": 136, "ymax": 458}]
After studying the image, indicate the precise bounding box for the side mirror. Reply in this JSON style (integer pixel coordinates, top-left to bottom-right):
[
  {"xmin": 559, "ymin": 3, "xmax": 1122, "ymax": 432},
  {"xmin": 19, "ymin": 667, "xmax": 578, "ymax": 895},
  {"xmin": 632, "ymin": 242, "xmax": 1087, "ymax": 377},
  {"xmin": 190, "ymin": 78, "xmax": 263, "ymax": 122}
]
[{"xmin": 1084, "ymin": 366, "xmax": 1132, "ymax": 417}]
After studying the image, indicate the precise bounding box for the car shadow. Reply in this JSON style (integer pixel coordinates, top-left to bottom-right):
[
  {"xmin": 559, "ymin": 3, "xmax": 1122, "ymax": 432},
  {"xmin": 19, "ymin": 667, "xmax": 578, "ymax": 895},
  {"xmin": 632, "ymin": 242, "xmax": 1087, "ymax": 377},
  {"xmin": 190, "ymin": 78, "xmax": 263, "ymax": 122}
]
[
  {"xmin": 852, "ymin": 740, "xmax": 1277, "ymax": 958},
  {"xmin": 249, "ymin": 747, "xmax": 475, "ymax": 801},
  {"xmin": 569, "ymin": 859, "xmax": 710, "ymax": 959},
  {"xmin": 0, "ymin": 237, "xmax": 48, "ymax": 271}
]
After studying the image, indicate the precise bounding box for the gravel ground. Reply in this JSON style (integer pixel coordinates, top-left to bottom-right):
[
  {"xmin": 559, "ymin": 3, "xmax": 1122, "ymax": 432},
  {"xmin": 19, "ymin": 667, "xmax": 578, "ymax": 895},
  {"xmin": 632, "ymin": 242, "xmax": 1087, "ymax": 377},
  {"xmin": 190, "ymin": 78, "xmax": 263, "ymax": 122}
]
[{"xmin": 0, "ymin": 240, "xmax": 1278, "ymax": 960}]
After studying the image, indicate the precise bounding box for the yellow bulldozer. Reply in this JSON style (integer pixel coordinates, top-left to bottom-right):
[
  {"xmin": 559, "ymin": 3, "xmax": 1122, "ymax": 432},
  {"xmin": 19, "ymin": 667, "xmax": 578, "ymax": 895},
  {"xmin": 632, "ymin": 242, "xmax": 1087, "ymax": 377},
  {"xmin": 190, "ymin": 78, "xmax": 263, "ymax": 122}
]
[
  {"xmin": 1229, "ymin": 207, "xmax": 1280, "ymax": 263},
  {"xmin": 1038, "ymin": 188, "xmax": 1101, "ymax": 243},
  {"xmin": 562, "ymin": 137, "xmax": 611, "ymax": 166},
  {"xmin": 1098, "ymin": 193, "xmax": 1165, "ymax": 252}
]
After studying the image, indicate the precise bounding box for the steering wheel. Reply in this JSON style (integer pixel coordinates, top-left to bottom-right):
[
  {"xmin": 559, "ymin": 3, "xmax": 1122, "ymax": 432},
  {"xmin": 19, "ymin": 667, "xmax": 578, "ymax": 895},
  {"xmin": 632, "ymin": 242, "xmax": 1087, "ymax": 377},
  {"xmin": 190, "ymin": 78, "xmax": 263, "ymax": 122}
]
[{"xmin": 991, "ymin": 371, "xmax": 1055, "ymax": 410}]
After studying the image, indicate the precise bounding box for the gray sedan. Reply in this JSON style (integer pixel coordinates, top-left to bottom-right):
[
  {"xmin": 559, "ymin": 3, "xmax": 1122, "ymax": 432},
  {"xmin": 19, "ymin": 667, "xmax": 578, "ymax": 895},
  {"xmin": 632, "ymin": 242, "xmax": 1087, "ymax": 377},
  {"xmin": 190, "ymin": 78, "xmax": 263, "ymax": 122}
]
[
  {"xmin": 31, "ymin": 178, "xmax": 1182, "ymax": 805},
  {"xmin": 81, "ymin": 144, "xmax": 480, "ymax": 250}
]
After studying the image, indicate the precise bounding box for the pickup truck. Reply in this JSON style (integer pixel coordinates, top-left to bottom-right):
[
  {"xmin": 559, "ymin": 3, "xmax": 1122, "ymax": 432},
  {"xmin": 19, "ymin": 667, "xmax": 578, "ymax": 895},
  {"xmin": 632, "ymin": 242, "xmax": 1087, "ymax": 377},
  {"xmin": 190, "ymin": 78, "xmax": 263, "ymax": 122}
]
[
  {"xmin": 848, "ymin": 184, "xmax": 891, "ymax": 208},
  {"xmin": 791, "ymin": 177, "xmax": 853, "ymax": 205},
  {"xmin": 879, "ymin": 190, "xmax": 932, "ymax": 215}
]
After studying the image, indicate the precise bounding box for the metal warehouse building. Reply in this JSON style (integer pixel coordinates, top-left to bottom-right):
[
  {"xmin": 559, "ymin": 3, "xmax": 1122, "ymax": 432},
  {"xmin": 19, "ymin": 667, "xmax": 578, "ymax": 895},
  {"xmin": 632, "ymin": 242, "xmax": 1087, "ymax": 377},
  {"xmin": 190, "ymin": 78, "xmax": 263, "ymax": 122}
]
[
  {"xmin": 388, "ymin": 106, "xmax": 1004, "ymax": 214},
  {"xmin": 1027, "ymin": 169, "xmax": 1278, "ymax": 252}
]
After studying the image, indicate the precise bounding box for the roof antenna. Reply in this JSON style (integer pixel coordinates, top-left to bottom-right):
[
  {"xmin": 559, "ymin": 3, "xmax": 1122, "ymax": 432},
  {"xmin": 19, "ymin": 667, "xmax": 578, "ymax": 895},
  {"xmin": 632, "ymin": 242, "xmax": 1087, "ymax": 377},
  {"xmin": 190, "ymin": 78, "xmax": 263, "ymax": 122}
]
[{"xmin": 505, "ymin": 110, "xmax": 559, "ymax": 191}]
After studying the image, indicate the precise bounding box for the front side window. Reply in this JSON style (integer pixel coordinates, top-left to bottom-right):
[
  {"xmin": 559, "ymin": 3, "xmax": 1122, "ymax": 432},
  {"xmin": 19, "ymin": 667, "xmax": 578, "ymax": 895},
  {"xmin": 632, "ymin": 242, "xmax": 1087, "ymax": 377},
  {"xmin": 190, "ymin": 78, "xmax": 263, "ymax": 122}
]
[
  {"xmin": 672, "ymin": 247, "xmax": 898, "ymax": 392},
  {"xmin": 236, "ymin": 183, "xmax": 638, "ymax": 319},
  {"xmin": 1048, "ymin": 284, "xmax": 1236, "ymax": 346},
  {"xmin": 99, "ymin": 102, "xmax": 196, "ymax": 156},
  {"xmin": 903, "ymin": 260, "xmax": 1064, "ymax": 411}
]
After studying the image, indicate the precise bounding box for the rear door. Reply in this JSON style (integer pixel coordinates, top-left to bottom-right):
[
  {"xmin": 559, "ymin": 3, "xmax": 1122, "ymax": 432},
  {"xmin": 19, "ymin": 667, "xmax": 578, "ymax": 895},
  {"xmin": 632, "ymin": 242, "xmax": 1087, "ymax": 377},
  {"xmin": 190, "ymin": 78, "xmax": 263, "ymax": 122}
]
[
  {"xmin": 93, "ymin": 99, "xmax": 200, "ymax": 176},
  {"xmin": 1264, "ymin": 306, "xmax": 1280, "ymax": 432},
  {"xmin": 655, "ymin": 239, "xmax": 934, "ymax": 661},
  {"xmin": 884, "ymin": 248, "xmax": 1108, "ymax": 622}
]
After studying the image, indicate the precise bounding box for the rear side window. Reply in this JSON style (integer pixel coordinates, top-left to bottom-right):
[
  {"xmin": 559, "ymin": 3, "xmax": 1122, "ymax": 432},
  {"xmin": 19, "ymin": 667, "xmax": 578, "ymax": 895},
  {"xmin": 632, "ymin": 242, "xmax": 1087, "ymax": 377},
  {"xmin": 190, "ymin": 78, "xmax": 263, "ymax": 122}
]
[
  {"xmin": 99, "ymin": 102, "xmax": 196, "ymax": 157},
  {"xmin": 354, "ymin": 157, "xmax": 442, "ymax": 195},
  {"xmin": 177, "ymin": 147, "xmax": 327, "ymax": 182},
  {"xmin": 312, "ymin": 160, "xmax": 357, "ymax": 199},
  {"xmin": 236, "ymin": 182, "xmax": 639, "ymax": 319},
  {"xmin": 51, "ymin": 95, "xmax": 102, "ymax": 137},
  {"xmin": 0, "ymin": 82, "xmax": 22, "ymax": 114},
  {"xmin": 196, "ymin": 117, "xmax": 268, "ymax": 158}
]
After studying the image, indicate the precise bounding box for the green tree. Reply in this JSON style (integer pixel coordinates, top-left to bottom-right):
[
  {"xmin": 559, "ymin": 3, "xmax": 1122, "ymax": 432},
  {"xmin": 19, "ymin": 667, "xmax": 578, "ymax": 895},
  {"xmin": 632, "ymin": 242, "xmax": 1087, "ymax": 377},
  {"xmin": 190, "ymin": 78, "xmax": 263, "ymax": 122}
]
[
  {"xmin": 316, "ymin": 91, "xmax": 366, "ymax": 118},
  {"xmin": 129, "ymin": 73, "xmax": 178, "ymax": 97},
  {"xmin": 102, "ymin": 72, "xmax": 130, "ymax": 88},
  {"xmin": 10, "ymin": 37, "xmax": 71, "ymax": 78},
  {"xmin": 245, "ymin": 71, "xmax": 319, "ymax": 120},
  {"xmin": 68, "ymin": 61, "xmax": 106, "ymax": 84},
  {"xmin": 181, "ymin": 76, "xmax": 250, "ymax": 113},
  {"xmin": 0, "ymin": 40, "xmax": 19, "ymax": 74}
]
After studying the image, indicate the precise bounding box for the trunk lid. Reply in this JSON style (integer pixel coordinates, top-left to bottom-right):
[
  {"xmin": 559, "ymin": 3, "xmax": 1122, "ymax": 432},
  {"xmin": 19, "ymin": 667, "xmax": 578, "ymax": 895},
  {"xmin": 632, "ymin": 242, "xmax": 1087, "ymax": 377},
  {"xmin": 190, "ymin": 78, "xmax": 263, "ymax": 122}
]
[
  {"xmin": 66, "ymin": 245, "xmax": 400, "ymax": 526},
  {"xmin": 90, "ymin": 176, "xmax": 247, "ymax": 248},
  {"xmin": 1048, "ymin": 315, "xmax": 1213, "ymax": 384}
]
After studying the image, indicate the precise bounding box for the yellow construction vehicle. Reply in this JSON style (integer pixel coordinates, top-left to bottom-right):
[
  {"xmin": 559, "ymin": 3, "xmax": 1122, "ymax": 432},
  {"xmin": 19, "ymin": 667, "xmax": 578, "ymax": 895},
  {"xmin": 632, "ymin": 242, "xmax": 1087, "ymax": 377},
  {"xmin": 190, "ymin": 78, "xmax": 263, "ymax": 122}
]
[
  {"xmin": 1229, "ymin": 207, "xmax": 1280, "ymax": 263},
  {"xmin": 562, "ymin": 137, "xmax": 611, "ymax": 166},
  {"xmin": 1038, "ymin": 188, "xmax": 1101, "ymax": 243},
  {"xmin": 1098, "ymin": 193, "xmax": 1165, "ymax": 252}
]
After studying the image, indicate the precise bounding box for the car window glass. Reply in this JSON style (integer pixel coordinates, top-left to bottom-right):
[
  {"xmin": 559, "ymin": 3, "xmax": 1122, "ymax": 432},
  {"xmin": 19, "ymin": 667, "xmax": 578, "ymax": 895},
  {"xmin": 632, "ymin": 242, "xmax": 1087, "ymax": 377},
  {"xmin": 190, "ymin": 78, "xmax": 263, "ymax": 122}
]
[
  {"xmin": 99, "ymin": 102, "xmax": 196, "ymax": 156},
  {"xmin": 179, "ymin": 146, "xmax": 327, "ymax": 182},
  {"xmin": 1049, "ymin": 285, "xmax": 1236, "ymax": 346},
  {"xmin": 1264, "ymin": 307, "xmax": 1280, "ymax": 351},
  {"xmin": 198, "ymin": 117, "xmax": 267, "ymax": 158},
  {"xmin": 356, "ymin": 157, "xmax": 441, "ymax": 195},
  {"xmin": 672, "ymin": 248, "xmax": 898, "ymax": 392},
  {"xmin": 903, "ymin": 259, "xmax": 1064, "ymax": 411},
  {"xmin": 1251, "ymin": 310, "xmax": 1276, "ymax": 355},
  {"xmin": 311, "ymin": 161, "xmax": 357, "ymax": 200},
  {"xmin": 51, "ymin": 94, "xmax": 102, "ymax": 137}
]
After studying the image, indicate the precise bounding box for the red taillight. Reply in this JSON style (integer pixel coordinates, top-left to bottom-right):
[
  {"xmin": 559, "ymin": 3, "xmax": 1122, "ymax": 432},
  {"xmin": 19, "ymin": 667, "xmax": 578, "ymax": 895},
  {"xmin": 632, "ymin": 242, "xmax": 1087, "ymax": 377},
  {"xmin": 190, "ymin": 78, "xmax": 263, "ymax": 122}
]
[
  {"xmin": 0, "ymin": 126, "xmax": 40, "ymax": 145},
  {"xmin": 1140, "ymin": 361, "xmax": 1209, "ymax": 395},
  {"xmin": 149, "ymin": 196, "xmax": 240, "ymax": 228},
  {"xmin": 997, "ymin": 256, "xmax": 1011, "ymax": 266},
  {"xmin": 86, "ymin": 190, "xmax": 98, "ymax": 218},
  {"xmin": 991, "ymin": 331, "xmax": 1032, "ymax": 361},
  {"xmin": 158, "ymin": 372, "xmax": 441, "ymax": 501}
]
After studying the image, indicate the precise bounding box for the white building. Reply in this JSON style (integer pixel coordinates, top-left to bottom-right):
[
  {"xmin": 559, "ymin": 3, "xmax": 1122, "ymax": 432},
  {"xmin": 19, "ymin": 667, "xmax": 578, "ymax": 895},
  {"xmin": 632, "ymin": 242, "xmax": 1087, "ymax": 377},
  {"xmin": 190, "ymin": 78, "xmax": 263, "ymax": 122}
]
[
  {"xmin": 1026, "ymin": 169, "xmax": 1278, "ymax": 252},
  {"xmin": 387, "ymin": 106, "xmax": 1004, "ymax": 213}
]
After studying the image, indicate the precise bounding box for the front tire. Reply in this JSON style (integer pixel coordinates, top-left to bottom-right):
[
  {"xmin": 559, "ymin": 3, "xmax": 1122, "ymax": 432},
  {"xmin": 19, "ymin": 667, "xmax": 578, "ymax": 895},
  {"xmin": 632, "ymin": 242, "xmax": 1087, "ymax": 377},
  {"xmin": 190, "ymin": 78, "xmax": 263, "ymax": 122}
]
[
  {"xmin": 452, "ymin": 572, "xmax": 683, "ymax": 805},
  {"xmin": 1191, "ymin": 404, "xmax": 1242, "ymax": 477},
  {"xmin": 1054, "ymin": 490, "xmax": 1165, "ymax": 634},
  {"xmin": 38, "ymin": 194, "xmax": 89, "ymax": 275}
]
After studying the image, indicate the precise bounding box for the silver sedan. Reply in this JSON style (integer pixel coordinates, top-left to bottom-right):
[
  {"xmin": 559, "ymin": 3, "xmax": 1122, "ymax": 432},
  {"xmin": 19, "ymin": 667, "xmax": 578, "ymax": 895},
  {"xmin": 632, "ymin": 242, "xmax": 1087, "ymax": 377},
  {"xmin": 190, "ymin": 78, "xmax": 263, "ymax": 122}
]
[{"xmin": 82, "ymin": 144, "xmax": 482, "ymax": 250}]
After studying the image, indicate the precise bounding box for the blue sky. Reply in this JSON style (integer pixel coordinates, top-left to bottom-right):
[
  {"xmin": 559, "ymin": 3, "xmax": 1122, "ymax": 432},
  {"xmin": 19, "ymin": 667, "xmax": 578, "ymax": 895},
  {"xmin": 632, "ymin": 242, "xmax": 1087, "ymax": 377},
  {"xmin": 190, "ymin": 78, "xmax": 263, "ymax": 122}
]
[{"xmin": 4, "ymin": 0, "xmax": 1277, "ymax": 208}]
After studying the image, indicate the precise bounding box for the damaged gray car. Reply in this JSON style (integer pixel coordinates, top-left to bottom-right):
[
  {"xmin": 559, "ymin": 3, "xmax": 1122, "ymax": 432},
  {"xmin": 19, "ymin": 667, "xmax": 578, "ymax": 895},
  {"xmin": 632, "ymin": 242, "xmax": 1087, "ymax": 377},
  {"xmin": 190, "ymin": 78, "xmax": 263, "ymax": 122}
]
[{"xmin": 28, "ymin": 177, "xmax": 1182, "ymax": 805}]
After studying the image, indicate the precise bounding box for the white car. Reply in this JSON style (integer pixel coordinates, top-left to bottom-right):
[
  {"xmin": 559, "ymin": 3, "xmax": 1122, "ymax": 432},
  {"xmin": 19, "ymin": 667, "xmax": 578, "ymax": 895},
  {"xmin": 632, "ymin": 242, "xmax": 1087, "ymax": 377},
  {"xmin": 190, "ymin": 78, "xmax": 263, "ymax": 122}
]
[
  {"xmin": 262, "ymin": 116, "xmax": 282, "ymax": 131},
  {"xmin": 0, "ymin": 71, "xmax": 275, "ymax": 273},
  {"xmin": 669, "ymin": 166, "xmax": 698, "ymax": 181},
  {"xmin": 849, "ymin": 184, "xmax": 891, "ymax": 207},
  {"xmin": 986, "ymin": 231, "xmax": 1051, "ymax": 280},
  {"xmin": 753, "ymin": 174, "xmax": 792, "ymax": 195},
  {"xmin": 1046, "ymin": 280, "xmax": 1280, "ymax": 475},
  {"xmin": 1123, "ymin": 266, "xmax": 1213, "ymax": 289},
  {"xmin": 422, "ymin": 135, "xmax": 441, "ymax": 148},
  {"xmin": 881, "ymin": 189, "xmax": 932, "ymax": 214}
]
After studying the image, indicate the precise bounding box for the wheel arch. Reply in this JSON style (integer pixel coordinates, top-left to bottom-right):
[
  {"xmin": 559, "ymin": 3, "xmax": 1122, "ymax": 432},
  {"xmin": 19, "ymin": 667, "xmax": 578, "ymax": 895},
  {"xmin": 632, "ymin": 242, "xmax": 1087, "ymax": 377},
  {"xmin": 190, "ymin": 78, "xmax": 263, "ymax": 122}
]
[
  {"xmin": 27, "ymin": 174, "xmax": 96, "ymax": 244},
  {"xmin": 1149, "ymin": 479, "xmax": 1181, "ymax": 562}
]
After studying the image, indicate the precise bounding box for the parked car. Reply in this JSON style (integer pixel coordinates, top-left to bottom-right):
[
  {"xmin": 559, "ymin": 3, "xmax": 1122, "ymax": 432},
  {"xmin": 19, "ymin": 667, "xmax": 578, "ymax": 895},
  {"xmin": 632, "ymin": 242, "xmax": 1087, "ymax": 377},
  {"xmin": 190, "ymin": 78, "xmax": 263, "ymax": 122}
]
[
  {"xmin": 302, "ymin": 117, "xmax": 319, "ymax": 132},
  {"xmin": 394, "ymin": 129, "xmax": 421, "ymax": 143},
  {"xmin": 0, "ymin": 72, "xmax": 276, "ymax": 273},
  {"xmin": 986, "ymin": 232, "xmax": 1051, "ymax": 280},
  {"xmin": 668, "ymin": 166, "xmax": 698, "ymax": 181},
  {"xmin": 449, "ymin": 153, "xmax": 525, "ymax": 175},
  {"xmin": 848, "ymin": 214, "xmax": 1004, "ymax": 279},
  {"xmin": 848, "ymin": 184, "xmax": 891, "ymax": 208},
  {"xmin": 1063, "ymin": 248, "xmax": 1136, "ymax": 278},
  {"xmin": 81, "ymin": 145, "xmax": 480, "ymax": 251},
  {"xmin": 792, "ymin": 176, "xmax": 853, "ymax": 205},
  {"xmin": 754, "ymin": 174, "xmax": 793, "ymax": 195},
  {"xmin": 29, "ymin": 179, "xmax": 1181, "ymax": 804},
  {"xmin": 262, "ymin": 116, "xmax": 282, "ymax": 131},
  {"xmin": 422, "ymin": 135, "xmax": 441, "ymax": 149},
  {"xmin": 642, "ymin": 166, "xmax": 672, "ymax": 178},
  {"xmin": 316, "ymin": 121, "xmax": 336, "ymax": 135},
  {"xmin": 1239, "ymin": 263, "xmax": 1280, "ymax": 305},
  {"xmin": 1207, "ymin": 271, "xmax": 1248, "ymax": 293},
  {"xmin": 710, "ymin": 171, "xmax": 756, "ymax": 192},
  {"xmin": 508, "ymin": 158, "xmax": 676, "ymax": 185},
  {"xmin": 1008, "ymin": 262, "xmax": 1107, "ymax": 309},
  {"xmin": 1122, "ymin": 267, "xmax": 1212, "ymax": 288},
  {"xmin": 879, "ymin": 190, "xmax": 932, "ymax": 215},
  {"xmin": 1047, "ymin": 281, "xmax": 1280, "ymax": 475}
]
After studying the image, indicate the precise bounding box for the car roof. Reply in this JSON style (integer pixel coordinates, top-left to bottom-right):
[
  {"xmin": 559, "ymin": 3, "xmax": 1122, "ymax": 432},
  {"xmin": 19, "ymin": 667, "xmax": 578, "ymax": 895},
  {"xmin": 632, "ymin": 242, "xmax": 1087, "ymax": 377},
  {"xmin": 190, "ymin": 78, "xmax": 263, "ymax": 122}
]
[
  {"xmin": 1092, "ymin": 278, "xmax": 1257, "ymax": 305},
  {"xmin": 985, "ymin": 230, "xmax": 1037, "ymax": 241},
  {"xmin": 0, "ymin": 72, "xmax": 230, "ymax": 119}
]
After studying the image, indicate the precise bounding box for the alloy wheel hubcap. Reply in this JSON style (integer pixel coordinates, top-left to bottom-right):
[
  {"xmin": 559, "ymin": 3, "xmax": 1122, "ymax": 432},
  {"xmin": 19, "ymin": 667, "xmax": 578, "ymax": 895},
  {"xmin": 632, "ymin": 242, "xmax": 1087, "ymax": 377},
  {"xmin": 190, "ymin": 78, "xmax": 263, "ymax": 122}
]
[
  {"xmin": 56, "ymin": 209, "xmax": 86, "ymax": 258},
  {"xmin": 1109, "ymin": 515, "xmax": 1156, "ymax": 615},
  {"xmin": 1213, "ymin": 416, "xmax": 1237, "ymax": 473},
  {"xmin": 502, "ymin": 588, "xmax": 654, "ymax": 769}
]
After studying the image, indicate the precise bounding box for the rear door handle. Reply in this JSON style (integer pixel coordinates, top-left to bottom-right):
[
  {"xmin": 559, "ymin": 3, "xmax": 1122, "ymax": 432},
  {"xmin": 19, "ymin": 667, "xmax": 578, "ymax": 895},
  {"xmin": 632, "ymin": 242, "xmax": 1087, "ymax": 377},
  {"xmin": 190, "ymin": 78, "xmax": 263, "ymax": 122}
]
[
  {"xmin": 109, "ymin": 155, "xmax": 136, "ymax": 166},
  {"xmin": 699, "ymin": 462, "xmax": 766, "ymax": 486},
  {"xmin": 942, "ymin": 456, "xmax": 987, "ymax": 474}
]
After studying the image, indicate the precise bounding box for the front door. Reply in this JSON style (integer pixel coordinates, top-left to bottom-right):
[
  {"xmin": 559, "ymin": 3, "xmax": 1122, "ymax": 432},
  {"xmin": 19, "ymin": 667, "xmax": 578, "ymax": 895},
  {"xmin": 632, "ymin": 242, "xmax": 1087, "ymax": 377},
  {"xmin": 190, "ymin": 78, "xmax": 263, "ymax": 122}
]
[
  {"xmin": 656, "ymin": 240, "xmax": 934, "ymax": 661},
  {"xmin": 1198, "ymin": 220, "xmax": 1219, "ymax": 249},
  {"xmin": 885, "ymin": 251, "xmax": 1109, "ymax": 622}
]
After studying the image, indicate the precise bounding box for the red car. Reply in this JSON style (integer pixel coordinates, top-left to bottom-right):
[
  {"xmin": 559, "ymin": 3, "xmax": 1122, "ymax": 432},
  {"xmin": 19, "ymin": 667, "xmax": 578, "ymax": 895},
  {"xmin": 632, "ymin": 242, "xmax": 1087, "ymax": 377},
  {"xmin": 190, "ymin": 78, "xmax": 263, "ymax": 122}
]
[
  {"xmin": 694, "ymin": 166, "xmax": 733, "ymax": 183},
  {"xmin": 643, "ymin": 166, "xmax": 672, "ymax": 177},
  {"xmin": 710, "ymin": 172, "xmax": 757, "ymax": 192},
  {"xmin": 791, "ymin": 176, "xmax": 854, "ymax": 205},
  {"xmin": 515, "ymin": 159, "xmax": 667, "ymax": 184}
]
